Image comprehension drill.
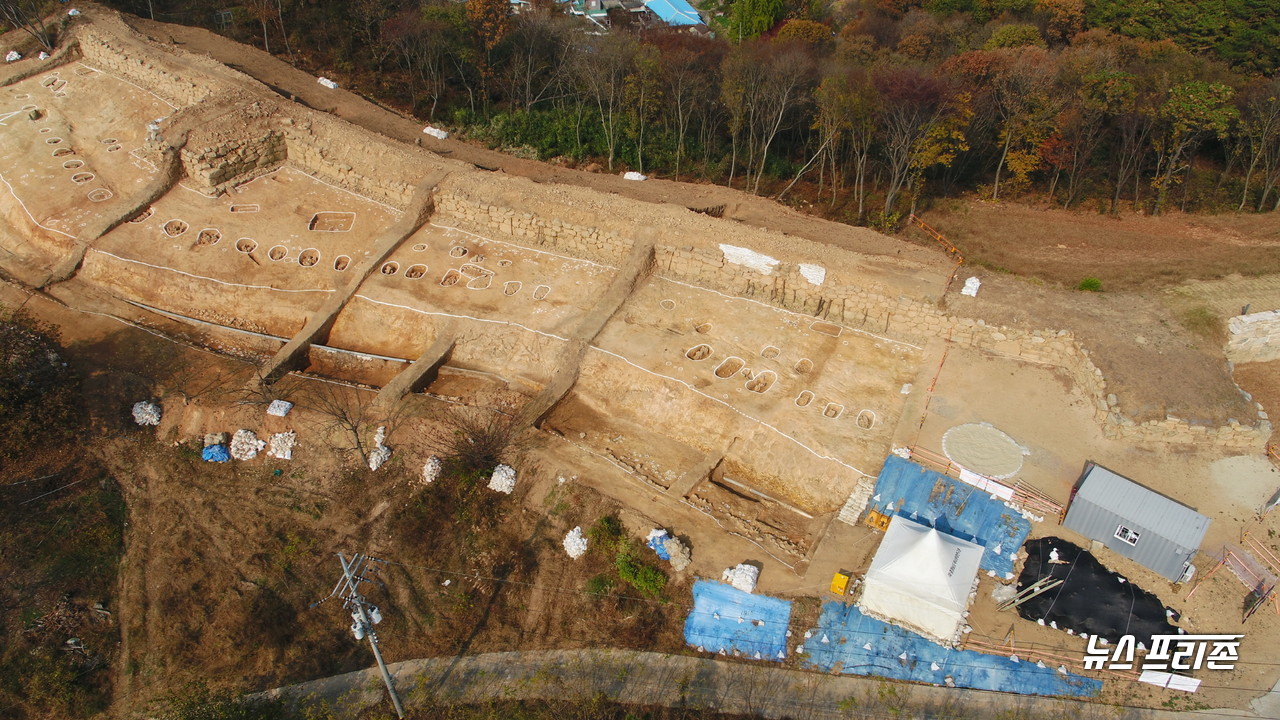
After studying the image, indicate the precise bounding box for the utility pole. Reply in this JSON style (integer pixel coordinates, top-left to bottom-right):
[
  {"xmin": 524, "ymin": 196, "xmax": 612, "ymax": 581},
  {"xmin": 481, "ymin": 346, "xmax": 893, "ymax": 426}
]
[{"xmin": 312, "ymin": 553, "xmax": 406, "ymax": 719}]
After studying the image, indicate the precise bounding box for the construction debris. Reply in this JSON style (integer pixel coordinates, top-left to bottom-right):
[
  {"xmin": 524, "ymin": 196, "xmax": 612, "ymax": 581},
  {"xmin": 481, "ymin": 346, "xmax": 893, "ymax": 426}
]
[
  {"xmin": 131, "ymin": 401, "xmax": 161, "ymax": 426},
  {"xmin": 230, "ymin": 429, "xmax": 265, "ymax": 461},
  {"xmin": 267, "ymin": 431, "xmax": 296, "ymax": 460}
]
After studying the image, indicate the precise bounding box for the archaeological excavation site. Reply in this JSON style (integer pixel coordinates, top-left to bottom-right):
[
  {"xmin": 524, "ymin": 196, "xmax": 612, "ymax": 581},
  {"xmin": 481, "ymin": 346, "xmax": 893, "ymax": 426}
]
[{"xmin": 5, "ymin": 7, "xmax": 1280, "ymax": 719}]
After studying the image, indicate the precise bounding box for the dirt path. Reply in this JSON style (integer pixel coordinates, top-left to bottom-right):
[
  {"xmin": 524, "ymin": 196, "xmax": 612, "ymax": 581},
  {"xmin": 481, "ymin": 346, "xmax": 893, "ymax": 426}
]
[{"xmin": 262, "ymin": 647, "xmax": 1274, "ymax": 720}]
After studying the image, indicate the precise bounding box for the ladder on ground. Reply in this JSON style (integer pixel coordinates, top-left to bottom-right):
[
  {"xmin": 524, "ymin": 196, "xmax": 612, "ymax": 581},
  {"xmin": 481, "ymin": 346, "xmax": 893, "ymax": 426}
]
[
  {"xmin": 996, "ymin": 576, "xmax": 1062, "ymax": 612},
  {"xmin": 907, "ymin": 214, "xmax": 964, "ymax": 263}
]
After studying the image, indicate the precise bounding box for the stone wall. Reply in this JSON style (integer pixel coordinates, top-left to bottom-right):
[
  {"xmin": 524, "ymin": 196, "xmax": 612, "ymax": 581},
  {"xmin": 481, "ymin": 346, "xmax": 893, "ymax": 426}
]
[
  {"xmin": 178, "ymin": 102, "xmax": 287, "ymax": 194},
  {"xmin": 1227, "ymin": 311, "xmax": 1280, "ymax": 364},
  {"xmin": 433, "ymin": 192, "xmax": 629, "ymax": 266},
  {"xmin": 278, "ymin": 110, "xmax": 434, "ymax": 211},
  {"xmin": 73, "ymin": 15, "xmax": 234, "ymax": 108}
]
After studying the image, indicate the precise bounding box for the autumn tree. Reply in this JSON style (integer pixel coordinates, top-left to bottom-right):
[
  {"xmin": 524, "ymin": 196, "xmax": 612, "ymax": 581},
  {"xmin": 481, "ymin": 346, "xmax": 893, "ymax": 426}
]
[
  {"xmin": 983, "ymin": 24, "xmax": 1045, "ymax": 50},
  {"xmin": 467, "ymin": 0, "xmax": 511, "ymax": 106},
  {"xmin": 1234, "ymin": 78, "xmax": 1280, "ymax": 212},
  {"xmin": 1035, "ymin": 0, "xmax": 1085, "ymax": 45},
  {"xmin": 776, "ymin": 19, "xmax": 832, "ymax": 52},
  {"xmin": 874, "ymin": 66, "xmax": 964, "ymax": 218},
  {"xmin": 351, "ymin": 0, "xmax": 395, "ymax": 71},
  {"xmin": 1045, "ymin": 63, "xmax": 1130, "ymax": 207},
  {"xmin": 812, "ymin": 66, "xmax": 878, "ymax": 217},
  {"xmin": 382, "ymin": 3, "xmax": 467, "ymax": 119},
  {"xmin": 1151, "ymin": 80, "xmax": 1237, "ymax": 214},
  {"xmin": 721, "ymin": 40, "xmax": 816, "ymax": 193}
]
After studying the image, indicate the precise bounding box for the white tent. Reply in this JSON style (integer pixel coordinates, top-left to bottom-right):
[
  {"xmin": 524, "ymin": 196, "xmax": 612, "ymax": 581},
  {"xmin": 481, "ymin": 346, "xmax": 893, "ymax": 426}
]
[{"xmin": 858, "ymin": 515, "xmax": 983, "ymax": 647}]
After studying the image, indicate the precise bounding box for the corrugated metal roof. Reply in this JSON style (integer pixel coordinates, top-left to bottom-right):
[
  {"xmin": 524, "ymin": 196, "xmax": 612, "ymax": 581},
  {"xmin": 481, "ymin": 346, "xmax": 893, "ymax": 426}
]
[
  {"xmin": 1062, "ymin": 464, "xmax": 1210, "ymax": 580},
  {"xmin": 644, "ymin": 0, "xmax": 703, "ymax": 26}
]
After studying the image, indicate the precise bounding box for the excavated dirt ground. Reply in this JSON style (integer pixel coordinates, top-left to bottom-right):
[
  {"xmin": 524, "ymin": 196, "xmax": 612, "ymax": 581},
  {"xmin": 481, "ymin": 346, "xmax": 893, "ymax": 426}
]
[{"xmin": 4, "ymin": 6, "xmax": 1280, "ymax": 717}]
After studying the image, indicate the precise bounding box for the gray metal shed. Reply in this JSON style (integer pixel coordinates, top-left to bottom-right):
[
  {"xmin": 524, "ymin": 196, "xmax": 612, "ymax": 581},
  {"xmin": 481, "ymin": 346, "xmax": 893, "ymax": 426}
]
[{"xmin": 1062, "ymin": 462, "xmax": 1210, "ymax": 581}]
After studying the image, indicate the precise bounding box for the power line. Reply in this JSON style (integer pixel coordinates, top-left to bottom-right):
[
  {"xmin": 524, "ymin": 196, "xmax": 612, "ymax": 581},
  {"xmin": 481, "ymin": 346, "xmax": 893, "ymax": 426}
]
[{"xmin": 312, "ymin": 552, "xmax": 405, "ymax": 719}]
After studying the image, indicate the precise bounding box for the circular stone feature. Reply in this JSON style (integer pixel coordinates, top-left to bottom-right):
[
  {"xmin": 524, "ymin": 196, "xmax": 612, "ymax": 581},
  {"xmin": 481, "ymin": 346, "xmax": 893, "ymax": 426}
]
[{"xmin": 942, "ymin": 422, "xmax": 1028, "ymax": 479}]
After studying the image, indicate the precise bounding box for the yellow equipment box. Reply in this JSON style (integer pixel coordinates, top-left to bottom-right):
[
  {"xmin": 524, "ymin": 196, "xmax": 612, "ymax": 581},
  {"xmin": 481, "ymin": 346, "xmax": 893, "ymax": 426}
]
[{"xmin": 830, "ymin": 570, "xmax": 852, "ymax": 596}]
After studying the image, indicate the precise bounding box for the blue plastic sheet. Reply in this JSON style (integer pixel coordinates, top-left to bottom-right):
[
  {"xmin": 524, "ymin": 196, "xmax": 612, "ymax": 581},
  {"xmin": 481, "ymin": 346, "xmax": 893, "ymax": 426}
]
[
  {"xmin": 868, "ymin": 455, "xmax": 1030, "ymax": 578},
  {"xmin": 684, "ymin": 580, "xmax": 792, "ymax": 661},
  {"xmin": 202, "ymin": 444, "xmax": 230, "ymax": 462},
  {"xmin": 647, "ymin": 533, "xmax": 672, "ymax": 561},
  {"xmin": 801, "ymin": 602, "xmax": 1102, "ymax": 698}
]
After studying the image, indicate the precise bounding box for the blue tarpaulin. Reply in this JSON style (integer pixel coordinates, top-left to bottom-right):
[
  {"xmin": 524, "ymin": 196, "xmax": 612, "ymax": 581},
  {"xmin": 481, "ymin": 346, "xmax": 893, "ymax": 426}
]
[
  {"xmin": 202, "ymin": 444, "xmax": 230, "ymax": 462},
  {"xmin": 644, "ymin": 0, "xmax": 702, "ymax": 26},
  {"xmin": 802, "ymin": 602, "xmax": 1102, "ymax": 698},
  {"xmin": 684, "ymin": 580, "xmax": 791, "ymax": 661},
  {"xmin": 647, "ymin": 532, "xmax": 672, "ymax": 561},
  {"xmin": 868, "ymin": 455, "xmax": 1030, "ymax": 578}
]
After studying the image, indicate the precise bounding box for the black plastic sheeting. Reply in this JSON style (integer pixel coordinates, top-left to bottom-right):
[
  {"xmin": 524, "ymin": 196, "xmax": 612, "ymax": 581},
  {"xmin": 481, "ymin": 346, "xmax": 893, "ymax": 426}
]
[{"xmin": 1016, "ymin": 537, "xmax": 1179, "ymax": 645}]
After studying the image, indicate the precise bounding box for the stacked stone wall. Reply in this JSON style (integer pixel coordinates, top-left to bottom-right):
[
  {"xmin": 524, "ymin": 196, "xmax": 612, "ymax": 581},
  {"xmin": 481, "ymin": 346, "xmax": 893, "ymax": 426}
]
[
  {"xmin": 1227, "ymin": 311, "xmax": 1280, "ymax": 364},
  {"xmin": 279, "ymin": 112, "xmax": 429, "ymax": 210},
  {"xmin": 180, "ymin": 126, "xmax": 286, "ymax": 194},
  {"xmin": 74, "ymin": 19, "xmax": 233, "ymax": 107}
]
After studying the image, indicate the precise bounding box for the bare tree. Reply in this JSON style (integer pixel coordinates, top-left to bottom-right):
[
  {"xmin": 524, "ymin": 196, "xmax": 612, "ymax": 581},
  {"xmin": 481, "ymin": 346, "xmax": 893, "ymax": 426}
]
[
  {"xmin": 503, "ymin": 9, "xmax": 572, "ymax": 112},
  {"xmin": 297, "ymin": 379, "xmax": 377, "ymax": 465},
  {"xmin": 0, "ymin": 0, "xmax": 57, "ymax": 52},
  {"xmin": 575, "ymin": 33, "xmax": 639, "ymax": 172},
  {"xmin": 422, "ymin": 406, "xmax": 525, "ymax": 480}
]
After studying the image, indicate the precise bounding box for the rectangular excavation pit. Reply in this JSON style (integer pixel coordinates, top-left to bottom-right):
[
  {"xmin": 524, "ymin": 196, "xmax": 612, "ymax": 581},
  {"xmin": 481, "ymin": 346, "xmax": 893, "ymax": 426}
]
[
  {"xmin": 308, "ymin": 211, "xmax": 356, "ymax": 232},
  {"xmin": 810, "ymin": 321, "xmax": 842, "ymax": 337}
]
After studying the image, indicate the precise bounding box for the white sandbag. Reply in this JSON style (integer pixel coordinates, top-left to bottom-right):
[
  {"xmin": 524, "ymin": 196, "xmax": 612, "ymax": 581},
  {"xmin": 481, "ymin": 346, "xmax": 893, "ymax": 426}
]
[
  {"xmin": 422, "ymin": 455, "xmax": 442, "ymax": 485},
  {"xmin": 38, "ymin": 52, "xmax": 49, "ymax": 60},
  {"xmin": 563, "ymin": 526, "xmax": 588, "ymax": 558},
  {"xmin": 961, "ymin": 277, "xmax": 981, "ymax": 297},
  {"xmin": 721, "ymin": 563, "xmax": 760, "ymax": 593},
  {"xmin": 488, "ymin": 464, "xmax": 516, "ymax": 494},
  {"xmin": 266, "ymin": 399, "xmax": 293, "ymax": 417},
  {"xmin": 623, "ymin": 171, "xmax": 648, "ymax": 181},
  {"xmin": 367, "ymin": 425, "xmax": 391, "ymax": 470},
  {"xmin": 422, "ymin": 125, "xmax": 449, "ymax": 140},
  {"xmin": 230, "ymin": 429, "xmax": 266, "ymax": 461},
  {"xmin": 317, "ymin": 77, "xmax": 339, "ymax": 89},
  {"xmin": 267, "ymin": 431, "xmax": 296, "ymax": 460},
  {"xmin": 798, "ymin": 263, "xmax": 826, "ymax": 285},
  {"xmin": 5, "ymin": 51, "xmax": 21, "ymax": 63},
  {"xmin": 132, "ymin": 401, "xmax": 161, "ymax": 426},
  {"xmin": 367, "ymin": 445, "xmax": 391, "ymax": 471}
]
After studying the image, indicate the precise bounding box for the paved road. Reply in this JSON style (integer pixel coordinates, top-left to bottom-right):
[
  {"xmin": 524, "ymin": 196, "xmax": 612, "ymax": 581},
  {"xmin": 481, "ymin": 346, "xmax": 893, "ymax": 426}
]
[{"xmin": 262, "ymin": 648, "xmax": 1272, "ymax": 719}]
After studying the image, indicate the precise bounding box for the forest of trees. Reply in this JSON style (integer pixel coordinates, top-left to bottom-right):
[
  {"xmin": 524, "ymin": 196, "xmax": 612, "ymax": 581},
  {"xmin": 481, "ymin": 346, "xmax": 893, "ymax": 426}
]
[{"xmin": 99, "ymin": 0, "xmax": 1280, "ymax": 227}]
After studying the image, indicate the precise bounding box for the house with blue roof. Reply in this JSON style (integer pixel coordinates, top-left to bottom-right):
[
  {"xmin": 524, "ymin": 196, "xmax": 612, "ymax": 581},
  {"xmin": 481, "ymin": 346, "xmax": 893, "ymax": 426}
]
[
  {"xmin": 644, "ymin": 0, "xmax": 704, "ymax": 27},
  {"xmin": 560, "ymin": 0, "xmax": 705, "ymax": 30}
]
